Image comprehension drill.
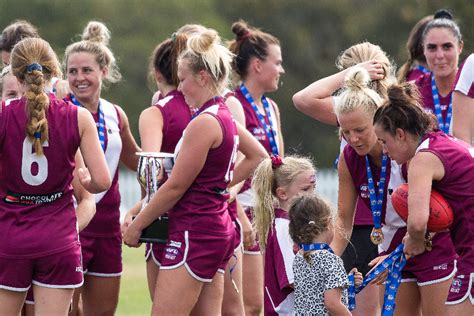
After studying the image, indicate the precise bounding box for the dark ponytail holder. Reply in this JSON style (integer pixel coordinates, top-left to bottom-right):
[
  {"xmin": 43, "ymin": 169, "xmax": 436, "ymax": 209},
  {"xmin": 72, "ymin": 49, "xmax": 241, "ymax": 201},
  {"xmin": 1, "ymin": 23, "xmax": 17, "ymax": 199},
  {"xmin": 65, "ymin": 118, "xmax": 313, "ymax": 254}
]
[
  {"xmin": 434, "ymin": 9, "xmax": 453, "ymax": 20},
  {"xmin": 26, "ymin": 63, "xmax": 42, "ymax": 74}
]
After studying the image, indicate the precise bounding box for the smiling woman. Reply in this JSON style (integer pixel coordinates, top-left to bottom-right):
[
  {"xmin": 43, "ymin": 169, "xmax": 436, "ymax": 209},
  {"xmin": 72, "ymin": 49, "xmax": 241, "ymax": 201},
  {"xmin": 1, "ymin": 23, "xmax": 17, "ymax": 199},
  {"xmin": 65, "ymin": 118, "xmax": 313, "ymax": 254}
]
[
  {"xmin": 63, "ymin": 20, "xmax": 141, "ymax": 316},
  {"xmin": 414, "ymin": 9, "xmax": 464, "ymax": 135}
]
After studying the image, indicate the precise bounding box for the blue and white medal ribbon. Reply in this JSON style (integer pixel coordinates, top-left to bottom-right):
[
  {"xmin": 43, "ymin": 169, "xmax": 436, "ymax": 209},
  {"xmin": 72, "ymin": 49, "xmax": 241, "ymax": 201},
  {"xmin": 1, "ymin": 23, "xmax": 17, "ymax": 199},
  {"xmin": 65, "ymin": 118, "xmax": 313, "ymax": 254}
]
[
  {"xmin": 416, "ymin": 65, "xmax": 430, "ymax": 74},
  {"xmin": 431, "ymin": 74, "xmax": 452, "ymax": 134},
  {"xmin": 69, "ymin": 94, "xmax": 106, "ymax": 152},
  {"xmin": 365, "ymin": 154, "xmax": 388, "ymax": 245},
  {"xmin": 348, "ymin": 273, "xmax": 356, "ymax": 311},
  {"xmin": 348, "ymin": 243, "xmax": 407, "ymax": 314},
  {"xmin": 239, "ymin": 84, "xmax": 279, "ymax": 155},
  {"xmin": 299, "ymin": 243, "xmax": 334, "ymax": 253}
]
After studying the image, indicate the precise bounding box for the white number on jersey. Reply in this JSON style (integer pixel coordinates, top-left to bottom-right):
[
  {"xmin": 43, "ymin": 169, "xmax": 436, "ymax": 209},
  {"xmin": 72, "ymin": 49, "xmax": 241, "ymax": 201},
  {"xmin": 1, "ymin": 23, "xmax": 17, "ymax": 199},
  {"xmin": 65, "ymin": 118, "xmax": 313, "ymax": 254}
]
[
  {"xmin": 224, "ymin": 135, "xmax": 239, "ymax": 183},
  {"xmin": 21, "ymin": 137, "xmax": 49, "ymax": 186},
  {"xmin": 469, "ymin": 148, "xmax": 474, "ymax": 158}
]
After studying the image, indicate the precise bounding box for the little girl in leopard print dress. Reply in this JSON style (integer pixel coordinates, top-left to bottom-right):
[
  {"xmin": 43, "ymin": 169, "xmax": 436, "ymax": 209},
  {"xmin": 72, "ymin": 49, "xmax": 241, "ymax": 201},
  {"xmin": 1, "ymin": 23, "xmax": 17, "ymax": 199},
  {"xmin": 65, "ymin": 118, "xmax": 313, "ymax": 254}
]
[{"xmin": 289, "ymin": 194, "xmax": 362, "ymax": 315}]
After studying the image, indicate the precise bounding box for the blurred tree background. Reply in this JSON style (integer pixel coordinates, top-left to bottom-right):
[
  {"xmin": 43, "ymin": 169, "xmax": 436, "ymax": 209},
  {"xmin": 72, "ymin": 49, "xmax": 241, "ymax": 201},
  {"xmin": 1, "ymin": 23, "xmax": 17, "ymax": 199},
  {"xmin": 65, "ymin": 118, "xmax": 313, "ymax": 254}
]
[{"xmin": 1, "ymin": 0, "xmax": 472, "ymax": 167}]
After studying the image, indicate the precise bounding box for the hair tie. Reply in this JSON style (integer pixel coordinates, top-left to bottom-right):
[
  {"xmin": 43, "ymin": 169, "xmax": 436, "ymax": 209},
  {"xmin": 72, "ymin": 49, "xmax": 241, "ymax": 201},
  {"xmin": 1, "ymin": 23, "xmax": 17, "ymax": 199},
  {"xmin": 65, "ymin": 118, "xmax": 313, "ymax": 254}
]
[
  {"xmin": 271, "ymin": 154, "xmax": 283, "ymax": 169},
  {"xmin": 434, "ymin": 9, "xmax": 453, "ymax": 20},
  {"xmin": 26, "ymin": 63, "xmax": 42, "ymax": 74},
  {"xmin": 239, "ymin": 31, "xmax": 251, "ymax": 42},
  {"xmin": 171, "ymin": 32, "xmax": 177, "ymax": 42},
  {"xmin": 34, "ymin": 131, "xmax": 41, "ymax": 139},
  {"xmin": 308, "ymin": 221, "xmax": 316, "ymax": 225}
]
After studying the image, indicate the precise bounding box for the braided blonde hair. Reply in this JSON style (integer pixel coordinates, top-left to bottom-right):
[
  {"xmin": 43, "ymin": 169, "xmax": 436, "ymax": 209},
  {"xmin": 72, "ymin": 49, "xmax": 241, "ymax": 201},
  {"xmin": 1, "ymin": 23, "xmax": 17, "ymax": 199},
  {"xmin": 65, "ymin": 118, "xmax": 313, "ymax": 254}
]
[{"xmin": 10, "ymin": 38, "xmax": 61, "ymax": 155}]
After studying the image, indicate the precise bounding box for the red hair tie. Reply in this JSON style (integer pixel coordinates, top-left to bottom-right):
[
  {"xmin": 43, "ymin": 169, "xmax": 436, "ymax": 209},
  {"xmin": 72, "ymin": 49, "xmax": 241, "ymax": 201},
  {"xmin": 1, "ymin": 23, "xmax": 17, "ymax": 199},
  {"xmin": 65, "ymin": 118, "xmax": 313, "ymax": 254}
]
[
  {"xmin": 239, "ymin": 31, "xmax": 251, "ymax": 42},
  {"xmin": 271, "ymin": 155, "xmax": 283, "ymax": 169}
]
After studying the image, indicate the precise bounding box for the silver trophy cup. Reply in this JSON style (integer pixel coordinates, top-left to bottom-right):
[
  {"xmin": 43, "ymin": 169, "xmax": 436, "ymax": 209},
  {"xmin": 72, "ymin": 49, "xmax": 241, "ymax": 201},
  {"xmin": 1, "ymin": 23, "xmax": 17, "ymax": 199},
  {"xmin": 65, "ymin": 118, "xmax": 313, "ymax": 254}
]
[
  {"xmin": 136, "ymin": 152, "xmax": 175, "ymax": 210},
  {"xmin": 136, "ymin": 152, "xmax": 174, "ymax": 243}
]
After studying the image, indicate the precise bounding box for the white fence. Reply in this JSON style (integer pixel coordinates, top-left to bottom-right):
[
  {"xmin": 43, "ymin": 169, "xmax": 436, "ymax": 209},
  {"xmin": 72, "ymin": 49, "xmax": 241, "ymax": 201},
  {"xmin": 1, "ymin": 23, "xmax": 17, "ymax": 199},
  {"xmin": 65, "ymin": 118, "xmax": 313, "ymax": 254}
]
[{"xmin": 118, "ymin": 168, "xmax": 339, "ymax": 219}]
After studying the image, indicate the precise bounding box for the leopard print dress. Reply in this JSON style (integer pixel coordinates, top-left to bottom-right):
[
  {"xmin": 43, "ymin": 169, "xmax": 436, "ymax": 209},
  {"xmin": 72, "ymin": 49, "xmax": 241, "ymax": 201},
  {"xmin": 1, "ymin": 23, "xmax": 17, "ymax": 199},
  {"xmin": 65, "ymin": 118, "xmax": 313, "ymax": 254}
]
[{"xmin": 293, "ymin": 250, "xmax": 349, "ymax": 315}]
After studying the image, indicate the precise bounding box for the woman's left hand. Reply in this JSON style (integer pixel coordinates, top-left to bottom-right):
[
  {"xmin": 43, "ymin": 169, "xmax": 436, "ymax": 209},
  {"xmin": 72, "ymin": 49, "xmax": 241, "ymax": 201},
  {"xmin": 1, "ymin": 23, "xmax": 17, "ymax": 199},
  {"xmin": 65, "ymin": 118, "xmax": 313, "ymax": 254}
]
[
  {"xmin": 367, "ymin": 255, "xmax": 389, "ymax": 285},
  {"xmin": 123, "ymin": 220, "xmax": 142, "ymax": 248},
  {"xmin": 403, "ymin": 233, "xmax": 426, "ymax": 258}
]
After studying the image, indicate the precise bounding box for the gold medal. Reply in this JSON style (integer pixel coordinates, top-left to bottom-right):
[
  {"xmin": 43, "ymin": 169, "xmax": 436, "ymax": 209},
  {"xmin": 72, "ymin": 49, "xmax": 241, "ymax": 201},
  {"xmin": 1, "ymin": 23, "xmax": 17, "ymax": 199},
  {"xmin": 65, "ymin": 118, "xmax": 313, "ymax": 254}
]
[{"xmin": 370, "ymin": 227, "xmax": 384, "ymax": 245}]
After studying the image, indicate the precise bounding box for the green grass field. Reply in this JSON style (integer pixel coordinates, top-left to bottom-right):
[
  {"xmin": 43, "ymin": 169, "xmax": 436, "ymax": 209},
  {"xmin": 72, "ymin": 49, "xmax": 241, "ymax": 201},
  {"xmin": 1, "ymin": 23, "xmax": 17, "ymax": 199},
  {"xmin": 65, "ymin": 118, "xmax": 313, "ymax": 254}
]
[{"xmin": 116, "ymin": 245, "xmax": 152, "ymax": 315}]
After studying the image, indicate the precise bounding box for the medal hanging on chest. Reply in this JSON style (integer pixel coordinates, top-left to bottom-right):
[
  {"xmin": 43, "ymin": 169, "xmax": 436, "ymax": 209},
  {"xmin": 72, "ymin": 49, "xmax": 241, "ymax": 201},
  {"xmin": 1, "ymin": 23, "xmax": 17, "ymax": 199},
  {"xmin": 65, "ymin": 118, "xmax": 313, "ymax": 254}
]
[{"xmin": 365, "ymin": 154, "xmax": 388, "ymax": 245}]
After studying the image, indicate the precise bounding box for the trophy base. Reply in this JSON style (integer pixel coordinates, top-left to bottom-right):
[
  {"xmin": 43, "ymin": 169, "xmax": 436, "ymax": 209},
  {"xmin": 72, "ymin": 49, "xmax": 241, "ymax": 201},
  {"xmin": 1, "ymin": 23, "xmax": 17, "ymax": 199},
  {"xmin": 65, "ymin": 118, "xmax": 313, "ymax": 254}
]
[{"xmin": 134, "ymin": 216, "xmax": 169, "ymax": 244}]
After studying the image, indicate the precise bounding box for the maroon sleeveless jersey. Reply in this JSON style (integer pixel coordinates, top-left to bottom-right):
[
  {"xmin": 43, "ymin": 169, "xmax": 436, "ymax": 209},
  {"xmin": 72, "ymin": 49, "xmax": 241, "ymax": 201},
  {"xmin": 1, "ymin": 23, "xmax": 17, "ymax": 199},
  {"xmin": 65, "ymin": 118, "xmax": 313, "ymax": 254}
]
[
  {"xmin": 170, "ymin": 97, "xmax": 237, "ymax": 235},
  {"xmin": 416, "ymin": 131, "xmax": 474, "ymax": 268},
  {"xmin": 0, "ymin": 97, "xmax": 80, "ymax": 258}
]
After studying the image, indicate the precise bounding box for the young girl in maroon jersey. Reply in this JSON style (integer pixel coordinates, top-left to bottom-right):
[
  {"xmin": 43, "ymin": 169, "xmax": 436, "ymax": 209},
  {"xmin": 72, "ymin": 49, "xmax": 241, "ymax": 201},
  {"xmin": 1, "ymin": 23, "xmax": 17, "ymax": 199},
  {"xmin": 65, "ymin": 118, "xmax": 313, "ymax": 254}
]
[
  {"xmin": 251, "ymin": 155, "xmax": 316, "ymax": 315},
  {"xmin": 123, "ymin": 28, "xmax": 267, "ymax": 315},
  {"xmin": 374, "ymin": 83, "xmax": 474, "ymax": 315},
  {"xmin": 0, "ymin": 37, "xmax": 110, "ymax": 315}
]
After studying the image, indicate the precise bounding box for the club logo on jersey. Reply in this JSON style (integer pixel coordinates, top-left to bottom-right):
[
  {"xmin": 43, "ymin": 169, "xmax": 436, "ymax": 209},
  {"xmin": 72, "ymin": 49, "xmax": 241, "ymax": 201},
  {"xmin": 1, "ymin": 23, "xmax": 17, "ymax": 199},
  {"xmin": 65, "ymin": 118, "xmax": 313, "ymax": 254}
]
[
  {"xmin": 450, "ymin": 276, "xmax": 463, "ymax": 294},
  {"xmin": 4, "ymin": 191, "xmax": 64, "ymax": 205},
  {"xmin": 164, "ymin": 246, "xmax": 180, "ymax": 260}
]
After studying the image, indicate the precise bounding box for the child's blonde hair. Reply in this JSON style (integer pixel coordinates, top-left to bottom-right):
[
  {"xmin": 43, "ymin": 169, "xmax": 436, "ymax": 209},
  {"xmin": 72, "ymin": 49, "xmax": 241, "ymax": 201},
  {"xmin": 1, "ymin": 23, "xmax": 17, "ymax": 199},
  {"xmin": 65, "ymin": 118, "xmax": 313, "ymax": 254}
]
[
  {"xmin": 288, "ymin": 194, "xmax": 334, "ymax": 262},
  {"xmin": 252, "ymin": 155, "xmax": 315, "ymax": 251}
]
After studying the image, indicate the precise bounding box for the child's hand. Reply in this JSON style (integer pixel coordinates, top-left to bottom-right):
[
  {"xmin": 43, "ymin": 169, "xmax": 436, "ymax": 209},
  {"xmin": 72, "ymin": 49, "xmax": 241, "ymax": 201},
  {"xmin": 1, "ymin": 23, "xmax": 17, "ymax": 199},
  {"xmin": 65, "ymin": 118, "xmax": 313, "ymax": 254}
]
[
  {"xmin": 349, "ymin": 268, "xmax": 363, "ymax": 287},
  {"xmin": 367, "ymin": 255, "xmax": 389, "ymax": 285}
]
